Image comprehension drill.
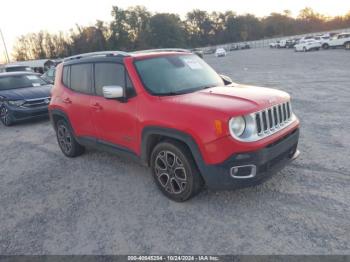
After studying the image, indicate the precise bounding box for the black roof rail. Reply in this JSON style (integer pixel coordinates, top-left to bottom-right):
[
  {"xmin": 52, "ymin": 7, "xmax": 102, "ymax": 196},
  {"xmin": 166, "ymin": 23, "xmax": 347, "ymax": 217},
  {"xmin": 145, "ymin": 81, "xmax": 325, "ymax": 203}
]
[
  {"xmin": 63, "ymin": 51, "xmax": 130, "ymax": 62},
  {"xmin": 131, "ymin": 48, "xmax": 191, "ymax": 54}
]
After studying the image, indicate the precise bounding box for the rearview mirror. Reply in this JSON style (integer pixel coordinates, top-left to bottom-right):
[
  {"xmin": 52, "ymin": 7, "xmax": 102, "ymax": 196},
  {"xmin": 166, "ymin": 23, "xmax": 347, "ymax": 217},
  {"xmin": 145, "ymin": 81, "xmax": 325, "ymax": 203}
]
[
  {"xmin": 220, "ymin": 74, "xmax": 233, "ymax": 85},
  {"xmin": 103, "ymin": 86, "xmax": 124, "ymax": 99}
]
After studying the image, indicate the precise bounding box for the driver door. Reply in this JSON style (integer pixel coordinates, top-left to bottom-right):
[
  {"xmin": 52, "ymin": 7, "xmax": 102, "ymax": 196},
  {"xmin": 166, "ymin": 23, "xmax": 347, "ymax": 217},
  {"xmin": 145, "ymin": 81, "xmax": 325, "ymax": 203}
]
[{"xmin": 90, "ymin": 62, "xmax": 138, "ymax": 153}]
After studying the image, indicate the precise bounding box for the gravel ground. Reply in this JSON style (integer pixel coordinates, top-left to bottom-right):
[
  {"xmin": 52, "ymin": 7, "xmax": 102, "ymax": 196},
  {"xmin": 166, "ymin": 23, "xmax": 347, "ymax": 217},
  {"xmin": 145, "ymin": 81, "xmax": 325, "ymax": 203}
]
[{"xmin": 0, "ymin": 48, "xmax": 349, "ymax": 255}]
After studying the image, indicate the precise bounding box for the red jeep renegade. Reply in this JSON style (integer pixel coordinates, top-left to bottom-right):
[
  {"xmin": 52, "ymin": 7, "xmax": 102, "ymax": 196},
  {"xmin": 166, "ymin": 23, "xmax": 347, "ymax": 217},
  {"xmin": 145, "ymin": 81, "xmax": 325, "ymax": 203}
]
[{"xmin": 49, "ymin": 50, "xmax": 300, "ymax": 201}]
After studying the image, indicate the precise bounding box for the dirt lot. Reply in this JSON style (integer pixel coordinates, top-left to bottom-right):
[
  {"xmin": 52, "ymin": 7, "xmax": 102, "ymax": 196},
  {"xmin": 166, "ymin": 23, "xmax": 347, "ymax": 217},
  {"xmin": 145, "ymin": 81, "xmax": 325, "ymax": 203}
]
[{"xmin": 0, "ymin": 48, "xmax": 349, "ymax": 255}]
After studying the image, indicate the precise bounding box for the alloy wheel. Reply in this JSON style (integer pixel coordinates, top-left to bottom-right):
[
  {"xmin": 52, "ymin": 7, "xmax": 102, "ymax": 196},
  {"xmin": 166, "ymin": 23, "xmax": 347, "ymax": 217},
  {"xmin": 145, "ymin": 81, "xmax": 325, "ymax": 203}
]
[
  {"xmin": 154, "ymin": 150, "xmax": 188, "ymax": 194},
  {"xmin": 0, "ymin": 106, "xmax": 10, "ymax": 126},
  {"xmin": 57, "ymin": 124, "xmax": 73, "ymax": 154}
]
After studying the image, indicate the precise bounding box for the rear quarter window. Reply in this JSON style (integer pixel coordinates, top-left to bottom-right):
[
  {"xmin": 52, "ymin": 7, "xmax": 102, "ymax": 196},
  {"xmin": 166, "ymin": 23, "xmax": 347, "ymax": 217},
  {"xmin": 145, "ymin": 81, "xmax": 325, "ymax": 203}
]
[{"xmin": 62, "ymin": 66, "xmax": 70, "ymax": 87}]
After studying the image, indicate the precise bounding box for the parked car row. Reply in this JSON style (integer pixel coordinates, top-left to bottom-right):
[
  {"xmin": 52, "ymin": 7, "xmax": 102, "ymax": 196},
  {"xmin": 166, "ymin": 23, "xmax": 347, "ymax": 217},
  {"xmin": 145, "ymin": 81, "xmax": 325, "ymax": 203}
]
[
  {"xmin": 270, "ymin": 32, "xmax": 350, "ymax": 52},
  {"xmin": 202, "ymin": 43, "xmax": 251, "ymax": 57}
]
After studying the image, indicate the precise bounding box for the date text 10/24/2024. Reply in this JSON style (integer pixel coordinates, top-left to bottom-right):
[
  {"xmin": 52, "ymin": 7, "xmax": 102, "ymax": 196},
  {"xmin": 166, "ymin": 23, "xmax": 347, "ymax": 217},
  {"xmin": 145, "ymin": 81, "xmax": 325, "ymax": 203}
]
[{"xmin": 128, "ymin": 256, "xmax": 220, "ymax": 261}]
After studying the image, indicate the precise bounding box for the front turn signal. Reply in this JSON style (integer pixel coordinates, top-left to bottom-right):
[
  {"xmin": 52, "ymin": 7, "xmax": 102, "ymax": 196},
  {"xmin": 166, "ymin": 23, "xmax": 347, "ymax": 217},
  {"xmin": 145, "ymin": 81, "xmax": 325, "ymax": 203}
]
[{"xmin": 214, "ymin": 120, "xmax": 223, "ymax": 136}]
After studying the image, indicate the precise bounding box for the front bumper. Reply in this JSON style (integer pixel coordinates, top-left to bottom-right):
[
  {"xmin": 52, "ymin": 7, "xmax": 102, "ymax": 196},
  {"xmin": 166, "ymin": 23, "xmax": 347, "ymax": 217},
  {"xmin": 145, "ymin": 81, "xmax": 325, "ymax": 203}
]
[
  {"xmin": 200, "ymin": 128, "xmax": 300, "ymax": 190},
  {"xmin": 8, "ymin": 105, "xmax": 49, "ymax": 122}
]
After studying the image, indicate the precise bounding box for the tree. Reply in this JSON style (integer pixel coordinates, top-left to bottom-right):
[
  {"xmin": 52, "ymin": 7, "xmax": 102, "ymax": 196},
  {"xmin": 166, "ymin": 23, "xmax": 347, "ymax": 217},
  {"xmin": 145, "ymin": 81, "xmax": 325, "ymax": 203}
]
[
  {"xmin": 262, "ymin": 13, "xmax": 296, "ymax": 37},
  {"xmin": 70, "ymin": 24, "xmax": 108, "ymax": 54},
  {"xmin": 11, "ymin": 5, "xmax": 350, "ymax": 61},
  {"xmin": 185, "ymin": 10, "xmax": 214, "ymax": 46},
  {"xmin": 109, "ymin": 6, "xmax": 131, "ymax": 50},
  {"xmin": 146, "ymin": 13, "xmax": 185, "ymax": 48}
]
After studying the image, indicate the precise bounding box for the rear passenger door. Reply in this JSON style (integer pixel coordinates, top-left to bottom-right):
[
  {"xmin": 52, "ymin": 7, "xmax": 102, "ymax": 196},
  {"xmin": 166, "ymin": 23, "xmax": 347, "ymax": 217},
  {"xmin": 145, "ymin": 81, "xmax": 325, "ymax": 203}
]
[
  {"xmin": 91, "ymin": 62, "xmax": 138, "ymax": 153},
  {"xmin": 62, "ymin": 63, "xmax": 96, "ymax": 138},
  {"xmin": 334, "ymin": 35, "xmax": 344, "ymax": 46}
]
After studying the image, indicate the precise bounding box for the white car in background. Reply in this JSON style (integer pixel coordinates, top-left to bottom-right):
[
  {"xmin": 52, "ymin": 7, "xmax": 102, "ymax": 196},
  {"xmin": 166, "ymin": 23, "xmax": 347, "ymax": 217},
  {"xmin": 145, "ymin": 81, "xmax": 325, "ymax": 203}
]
[
  {"xmin": 269, "ymin": 40, "xmax": 286, "ymax": 48},
  {"xmin": 322, "ymin": 33, "xmax": 350, "ymax": 49},
  {"xmin": 269, "ymin": 42, "xmax": 278, "ymax": 48},
  {"xmin": 294, "ymin": 39, "xmax": 321, "ymax": 52},
  {"xmin": 312, "ymin": 36, "xmax": 330, "ymax": 45},
  {"xmin": 215, "ymin": 48, "xmax": 227, "ymax": 57}
]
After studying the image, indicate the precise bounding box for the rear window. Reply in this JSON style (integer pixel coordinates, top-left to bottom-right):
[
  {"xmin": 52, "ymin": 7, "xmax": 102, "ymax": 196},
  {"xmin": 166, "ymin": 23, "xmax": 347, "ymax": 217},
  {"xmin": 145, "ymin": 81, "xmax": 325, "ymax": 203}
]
[{"xmin": 0, "ymin": 74, "xmax": 47, "ymax": 90}]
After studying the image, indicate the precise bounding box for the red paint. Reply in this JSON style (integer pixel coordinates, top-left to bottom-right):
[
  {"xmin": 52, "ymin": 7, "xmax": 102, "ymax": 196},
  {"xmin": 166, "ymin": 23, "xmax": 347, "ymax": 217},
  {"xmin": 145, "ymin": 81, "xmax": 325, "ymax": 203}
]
[{"xmin": 50, "ymin": 53, "xmax": 300, "ymax": 165}]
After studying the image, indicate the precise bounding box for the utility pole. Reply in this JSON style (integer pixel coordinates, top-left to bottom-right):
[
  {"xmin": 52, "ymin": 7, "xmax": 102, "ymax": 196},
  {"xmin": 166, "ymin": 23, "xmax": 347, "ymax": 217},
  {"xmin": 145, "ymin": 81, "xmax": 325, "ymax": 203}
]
[{"xmin": 0, "ymin": 28, "xmax": 10, "ymax": 63}]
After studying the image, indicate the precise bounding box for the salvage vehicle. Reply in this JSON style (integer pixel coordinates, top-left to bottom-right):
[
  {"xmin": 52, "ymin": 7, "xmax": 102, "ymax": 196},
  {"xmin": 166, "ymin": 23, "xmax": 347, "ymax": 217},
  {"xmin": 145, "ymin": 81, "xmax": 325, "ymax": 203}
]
[
  {"xmin": 49, "ymin": 50, "xmax": 300, "ymax": 201},
  {"xmin": 0, "ymin": 64, "xmax": 33, "ymax": 73},
  {"xmin": 215, "ymin": 48, "xmax": 227, "ymax": 57},
  {"xmin": 322, "ymin": 33, "xmax": 350, "ymax": 49},
  {"xmin": 0, "ymin": 72, "xmax": 52, "ymax": 126},
  {"xmin": 285, "ymin": 39, "xmax": 299, "ymax": 49},
  {"xmin": 294, "ymin": 39, "xmax": 321, "ymax": 52},
  {"xmin": 269, "ymin": 40, "xmax": 285, "ymax": 48}
]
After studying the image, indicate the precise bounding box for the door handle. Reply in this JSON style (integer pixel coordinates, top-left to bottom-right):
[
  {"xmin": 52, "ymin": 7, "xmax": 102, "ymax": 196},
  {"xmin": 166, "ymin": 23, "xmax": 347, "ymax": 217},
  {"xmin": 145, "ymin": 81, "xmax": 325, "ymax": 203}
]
[
  {"xmin": 62, "ymin": 98, "xmax": 72, "ymax": 104},
  {"xmin": 92, "ymin": 103, "xmax": 103, "ymax": 111}
]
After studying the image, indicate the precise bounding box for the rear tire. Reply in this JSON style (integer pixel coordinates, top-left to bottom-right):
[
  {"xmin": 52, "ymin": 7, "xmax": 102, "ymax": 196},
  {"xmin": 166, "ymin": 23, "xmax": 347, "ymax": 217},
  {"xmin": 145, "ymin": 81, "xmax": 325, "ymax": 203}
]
[
  {"xmin": 150, "ymin": 141, "xmax": 204, "ymax": 202},
  {"xmin": 322, "ymin": 43, "xmax": 329, "ymax": 49},
  {"xmin": 0, "ymin": 105, "xmax": 14, "ymax": 126},
  {"xmin": 303, "ymin": 47, "xmax": 307, "ymax": 52},
  {"xmin": 56, "ymin": 119, "xmax": 85, "ymax": 157}
]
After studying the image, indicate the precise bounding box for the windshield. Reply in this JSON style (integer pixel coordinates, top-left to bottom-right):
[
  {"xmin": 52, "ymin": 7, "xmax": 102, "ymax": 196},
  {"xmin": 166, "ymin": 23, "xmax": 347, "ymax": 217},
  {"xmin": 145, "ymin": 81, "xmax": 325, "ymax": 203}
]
[
  {"xmin": 134, "ymin": 54, "xmax": 224, "ymax": 95},
  {"xmin": 0, "ymin": 74, "xmax": 47, "ymax": 91}
]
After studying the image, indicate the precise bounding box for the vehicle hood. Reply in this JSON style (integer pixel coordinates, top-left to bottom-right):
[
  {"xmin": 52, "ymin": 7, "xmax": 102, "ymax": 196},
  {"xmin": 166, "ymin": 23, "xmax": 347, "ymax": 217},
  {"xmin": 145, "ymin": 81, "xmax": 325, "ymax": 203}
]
[
  {"xmin": 0, "ymin": 85, "xmax": 52, "ymax": 100},
  {"xmin": 160, "ymin": 84, "xmax": 290, "ymax": 117}
]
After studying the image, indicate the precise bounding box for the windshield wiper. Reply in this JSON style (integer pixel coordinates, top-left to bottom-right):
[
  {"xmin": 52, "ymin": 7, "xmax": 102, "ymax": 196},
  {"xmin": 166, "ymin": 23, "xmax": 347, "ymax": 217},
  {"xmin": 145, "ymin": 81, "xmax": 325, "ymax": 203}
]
[
  {"xmin": 200, "ymin": 85, "xmax": 216, "ymax": 90},
  {"xmin": 158, "ymin": 85, "xmax": 216, "ymax": 96}
]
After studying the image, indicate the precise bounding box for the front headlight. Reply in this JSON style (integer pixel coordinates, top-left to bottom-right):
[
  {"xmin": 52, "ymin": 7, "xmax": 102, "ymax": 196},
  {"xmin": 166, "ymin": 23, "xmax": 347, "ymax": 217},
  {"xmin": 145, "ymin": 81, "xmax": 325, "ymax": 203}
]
[
  {"xmin": 8, "ymin": 100, "xmax": 25, "ymax": 107},
  {"xmin": 229, "ymin": 117, "xmax": 246, "ymax": 137}
]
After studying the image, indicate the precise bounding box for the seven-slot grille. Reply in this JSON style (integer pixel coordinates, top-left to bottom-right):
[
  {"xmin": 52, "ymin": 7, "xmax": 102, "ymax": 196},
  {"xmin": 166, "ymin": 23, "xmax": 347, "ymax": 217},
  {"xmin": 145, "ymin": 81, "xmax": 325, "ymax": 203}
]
[
  {"xmin": 255, "ymin": 101, "xmax": 292, "ymax": 136},
  {"xmin": 23, "ymin": 97, "xmax": 51, "ymax": 108}
]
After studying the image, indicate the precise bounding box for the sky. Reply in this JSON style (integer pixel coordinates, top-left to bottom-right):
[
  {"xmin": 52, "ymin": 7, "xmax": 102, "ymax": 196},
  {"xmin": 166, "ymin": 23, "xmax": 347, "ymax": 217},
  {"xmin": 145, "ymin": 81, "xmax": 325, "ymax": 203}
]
[{"xmin": 1, "ymin": 0, "xmax": 350, "ymax": 63}]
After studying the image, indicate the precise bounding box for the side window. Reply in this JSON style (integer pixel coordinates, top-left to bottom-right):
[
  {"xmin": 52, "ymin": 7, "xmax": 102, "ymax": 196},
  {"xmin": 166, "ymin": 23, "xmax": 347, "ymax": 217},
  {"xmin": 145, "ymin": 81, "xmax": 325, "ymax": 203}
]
[
  {"xmin": 62, "ymin": 66, "xmax": 70, "ymax": 87},
  {"xmin": 94, "ymin": 63, "xmax": 125, "ymax": 96},
  {"xmin": 47, "ymin": 68, "xmax": 54, "ymax": 77},
  {"xmin": 70, "ymin": 64, "xmax": 93, "ymax": 94}
]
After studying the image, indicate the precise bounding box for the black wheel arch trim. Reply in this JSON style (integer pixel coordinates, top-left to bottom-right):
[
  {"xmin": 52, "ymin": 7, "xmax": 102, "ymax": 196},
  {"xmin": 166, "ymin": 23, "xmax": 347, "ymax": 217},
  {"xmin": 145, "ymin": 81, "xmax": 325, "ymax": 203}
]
[
  {"xmin": 141, "ymin": 126, "xmax": 207, "ymax": 174},
  {"xmin": 49, "ymin": 109, "xmax": 76, "ymax": 135}
]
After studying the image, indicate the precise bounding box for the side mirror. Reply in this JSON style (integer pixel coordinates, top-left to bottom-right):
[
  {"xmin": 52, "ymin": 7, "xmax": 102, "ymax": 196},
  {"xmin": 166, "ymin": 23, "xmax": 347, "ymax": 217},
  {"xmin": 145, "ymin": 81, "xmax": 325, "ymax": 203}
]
[
  {"xmin": 103, "ymin": 86, "xmax": 124, "ymax": 99},
  {"xmin": 220, "ymin": 74, "xmax": 233, "ymax": 85}
]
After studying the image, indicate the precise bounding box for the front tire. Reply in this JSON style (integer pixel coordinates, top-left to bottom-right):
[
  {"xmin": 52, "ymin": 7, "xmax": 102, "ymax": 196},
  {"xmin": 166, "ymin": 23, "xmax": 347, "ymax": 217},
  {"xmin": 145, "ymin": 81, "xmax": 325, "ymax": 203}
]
[
  {"xmin": 56, "ymin": 119, "xmax": 85, "ymax": 157},
  {"xmin": 151, "ymin": 141, "xmax": 204, "ymax": 202},
  {"xmin": 322, "ymin": 43, "xmax": 329, "ymax": 49},
  {"xmin": 0, "ymin": 105, "xmax": 13, "ymax": 126},
  {"xmin": 345, "ymin": 42, "xmax": 350, "ymax": 50}
]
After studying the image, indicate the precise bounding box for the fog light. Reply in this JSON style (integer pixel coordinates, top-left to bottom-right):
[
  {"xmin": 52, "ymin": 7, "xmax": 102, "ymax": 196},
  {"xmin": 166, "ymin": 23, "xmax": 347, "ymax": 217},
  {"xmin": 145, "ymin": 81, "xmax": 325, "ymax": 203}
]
[{"xmin": 230, "ymin": 165, "xmax": 257, "ymax": 179}]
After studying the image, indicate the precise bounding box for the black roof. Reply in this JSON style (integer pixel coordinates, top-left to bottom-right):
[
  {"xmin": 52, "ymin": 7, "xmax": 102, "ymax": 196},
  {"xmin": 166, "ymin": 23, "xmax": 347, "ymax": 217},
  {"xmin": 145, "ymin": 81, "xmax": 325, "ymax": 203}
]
[
  {"xmin": 0, "ymin": 72, "xmax": 40, "ymax": 78},
  {"xmin": 62, "ymin": 49, "xmax": 192, "ymax": 66}
]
